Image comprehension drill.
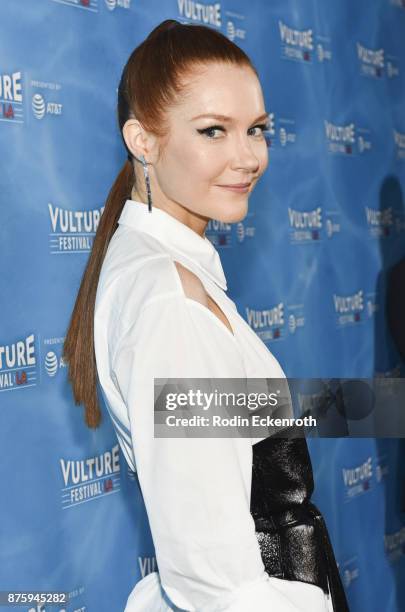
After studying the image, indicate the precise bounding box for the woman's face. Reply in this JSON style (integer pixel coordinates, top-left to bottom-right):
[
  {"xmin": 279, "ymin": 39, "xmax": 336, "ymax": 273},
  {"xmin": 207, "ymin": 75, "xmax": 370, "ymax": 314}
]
[{"xmin": 137, "ymin": 62, "xmax": 269, "ymax": 232}]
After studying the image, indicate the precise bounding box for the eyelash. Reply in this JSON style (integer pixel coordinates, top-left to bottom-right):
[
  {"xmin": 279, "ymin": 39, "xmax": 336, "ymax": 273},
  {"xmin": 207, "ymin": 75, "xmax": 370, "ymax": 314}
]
[{"xmin": 197, "ymin": 123, "xmax": 270, "ymax": 139}]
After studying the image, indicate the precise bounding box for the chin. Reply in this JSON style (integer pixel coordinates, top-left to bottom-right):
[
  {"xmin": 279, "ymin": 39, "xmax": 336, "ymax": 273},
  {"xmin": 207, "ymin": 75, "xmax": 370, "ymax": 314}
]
[{"xmin": 217, "ymin": 201, "xmax": 248, "ymax": 224}]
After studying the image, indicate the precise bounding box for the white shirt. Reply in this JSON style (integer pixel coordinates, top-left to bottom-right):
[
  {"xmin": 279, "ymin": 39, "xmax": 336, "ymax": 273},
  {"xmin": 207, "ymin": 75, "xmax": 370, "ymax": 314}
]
[{"xmin": 94, "ymin": 199, "xmax": 333, "ymax": 612}]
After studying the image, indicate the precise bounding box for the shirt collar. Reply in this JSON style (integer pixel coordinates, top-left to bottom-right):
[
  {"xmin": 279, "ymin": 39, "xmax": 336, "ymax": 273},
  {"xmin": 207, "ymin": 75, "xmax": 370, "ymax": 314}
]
[{"xmin": 118, "ymin": 199, "xmax": 227, "ymax": 291}]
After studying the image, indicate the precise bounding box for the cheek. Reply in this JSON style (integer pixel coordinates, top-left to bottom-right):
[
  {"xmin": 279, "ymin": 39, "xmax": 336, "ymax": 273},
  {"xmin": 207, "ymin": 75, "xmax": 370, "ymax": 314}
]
[
  {"xmin": 194, "ymin": 151, "xmax": 225, "ymax": 182},
  {"xmin": 169, "ymin": 138, "xmax": 224, "ymax": 181},
  {"xmin": 156, "ymin": 143, "xmax": 216, "ymax": 199}
]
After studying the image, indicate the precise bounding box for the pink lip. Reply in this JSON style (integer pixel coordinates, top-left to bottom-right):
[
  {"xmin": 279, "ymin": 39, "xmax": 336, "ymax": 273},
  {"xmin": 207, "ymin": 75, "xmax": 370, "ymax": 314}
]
[{"xmin": 216, "ymin": 183, "xmax": 251, "ymax": 193}]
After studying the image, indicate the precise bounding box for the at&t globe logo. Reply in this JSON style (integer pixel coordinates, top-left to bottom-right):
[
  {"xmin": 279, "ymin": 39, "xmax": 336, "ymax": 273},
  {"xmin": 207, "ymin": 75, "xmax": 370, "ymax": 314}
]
[
  {"xmin": 45, "ymin": 351, "xmax": 59, "ymax": 377},
  {"xmin": 32, "ymin": 93, "xmax": 46, "ymax": 120}
]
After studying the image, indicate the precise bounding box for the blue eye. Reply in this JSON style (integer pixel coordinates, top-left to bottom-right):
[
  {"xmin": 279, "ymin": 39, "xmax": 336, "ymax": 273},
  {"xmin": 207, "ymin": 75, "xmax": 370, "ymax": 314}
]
[
  {"xmin": 253, "ymin": 123, "xmax": 271, "ymax": 135},
  {"xmin": 197, "ymin": 124, "xmax": 270, "ymax": 139},
  {"xmin": 197, "ymin": 125, "xmax": 225, "ymax": 138}
]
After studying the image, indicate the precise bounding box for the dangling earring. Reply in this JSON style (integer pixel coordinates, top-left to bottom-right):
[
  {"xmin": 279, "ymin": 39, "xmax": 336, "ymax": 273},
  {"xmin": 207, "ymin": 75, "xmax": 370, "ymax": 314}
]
[{"xmin": 139, "ymin": 154, "xmax": 153, "ymax": 213}]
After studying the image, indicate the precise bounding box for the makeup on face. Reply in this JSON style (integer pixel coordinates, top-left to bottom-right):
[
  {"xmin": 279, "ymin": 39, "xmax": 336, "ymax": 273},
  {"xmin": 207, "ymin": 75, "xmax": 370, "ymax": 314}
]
[{"xmin": 149, "ymin": 63, "xmax": 269, "ymax": 228}]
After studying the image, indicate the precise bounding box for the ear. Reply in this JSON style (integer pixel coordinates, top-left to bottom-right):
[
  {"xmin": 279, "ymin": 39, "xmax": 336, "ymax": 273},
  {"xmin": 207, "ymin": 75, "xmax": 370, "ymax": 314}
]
[{"xmin": 122, "ymin": 119, "xmax": 159, "ymax": 164}]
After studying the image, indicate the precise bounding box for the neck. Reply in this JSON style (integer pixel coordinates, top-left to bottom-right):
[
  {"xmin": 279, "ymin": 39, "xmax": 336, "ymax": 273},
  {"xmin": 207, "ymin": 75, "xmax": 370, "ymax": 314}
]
[{"xmin": 130, "ymin": 185, "xmax": 209, "ymax": 238}]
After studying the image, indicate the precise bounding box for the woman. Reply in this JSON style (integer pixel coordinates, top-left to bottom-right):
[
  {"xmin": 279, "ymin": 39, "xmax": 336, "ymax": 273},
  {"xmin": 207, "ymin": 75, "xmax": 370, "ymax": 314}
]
[{"xmin": 63, "ymin": 19, "xmax": 349, "ymax": 612}]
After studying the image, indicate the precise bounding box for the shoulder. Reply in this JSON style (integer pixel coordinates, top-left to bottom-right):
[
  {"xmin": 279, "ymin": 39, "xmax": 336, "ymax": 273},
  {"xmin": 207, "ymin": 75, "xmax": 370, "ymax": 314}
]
[
  {"xmin": 96, "ymin": 227, "xmax": 182, "ymax": 324},
  {"xmin": 115, "ymin": 255, "xmax": 182, "ymax": 323},
  {"xmin": 98, "ymin": 224, "xmax": 213, "ymax": 315},
  {"xmin": 102, "ymin": 223, "xmax": 170, "ymax": 276},
  {"xmin": 117, "ymin": 258, "xmax": 212, "ymax": 329}
]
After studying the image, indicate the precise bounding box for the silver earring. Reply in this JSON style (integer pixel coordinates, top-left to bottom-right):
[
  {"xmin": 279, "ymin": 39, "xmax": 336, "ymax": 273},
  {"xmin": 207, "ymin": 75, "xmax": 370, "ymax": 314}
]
[{"xmin": 139, "ymin": 154, "xmax": 153, "ymax": 213}]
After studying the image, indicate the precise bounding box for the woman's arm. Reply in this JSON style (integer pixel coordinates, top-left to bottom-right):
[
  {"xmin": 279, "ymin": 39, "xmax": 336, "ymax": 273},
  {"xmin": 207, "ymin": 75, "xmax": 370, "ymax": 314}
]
[{"xmin": 112, "ymin": 294, "xmax": 302, "ymax": 612}]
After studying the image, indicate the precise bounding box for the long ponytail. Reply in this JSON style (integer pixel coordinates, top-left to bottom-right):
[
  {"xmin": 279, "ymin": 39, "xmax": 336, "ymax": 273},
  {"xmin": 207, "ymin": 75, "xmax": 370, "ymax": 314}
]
[{"xmin": 62, "ymin": 160, "xmax": 134, "ymax": 428}]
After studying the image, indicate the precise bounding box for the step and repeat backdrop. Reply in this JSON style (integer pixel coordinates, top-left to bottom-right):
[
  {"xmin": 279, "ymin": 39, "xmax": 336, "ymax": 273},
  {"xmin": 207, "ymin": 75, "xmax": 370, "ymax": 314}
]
[{"xmin": 1, "ymin": 0, "xmax": 405, "ymax": 610}]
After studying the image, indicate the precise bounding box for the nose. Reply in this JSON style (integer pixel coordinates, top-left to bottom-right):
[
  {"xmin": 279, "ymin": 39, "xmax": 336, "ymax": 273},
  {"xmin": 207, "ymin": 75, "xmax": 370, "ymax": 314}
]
[{"xmin": 229, "ymin": 133, "xmax": 262, "ymax": 174}]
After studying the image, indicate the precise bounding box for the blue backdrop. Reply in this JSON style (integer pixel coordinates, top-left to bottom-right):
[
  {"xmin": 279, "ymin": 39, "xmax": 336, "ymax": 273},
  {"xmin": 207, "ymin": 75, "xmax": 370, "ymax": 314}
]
[{"xmin": 1, "ymin": 1, "xmax": 405, "ymax": 611}]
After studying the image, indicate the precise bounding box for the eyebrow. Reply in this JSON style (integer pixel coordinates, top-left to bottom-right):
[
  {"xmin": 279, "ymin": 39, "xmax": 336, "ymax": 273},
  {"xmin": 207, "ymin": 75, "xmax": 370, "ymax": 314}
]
[{"xmin": 190, "ymin": 112, "xmax": 270, "ymax": 123}]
